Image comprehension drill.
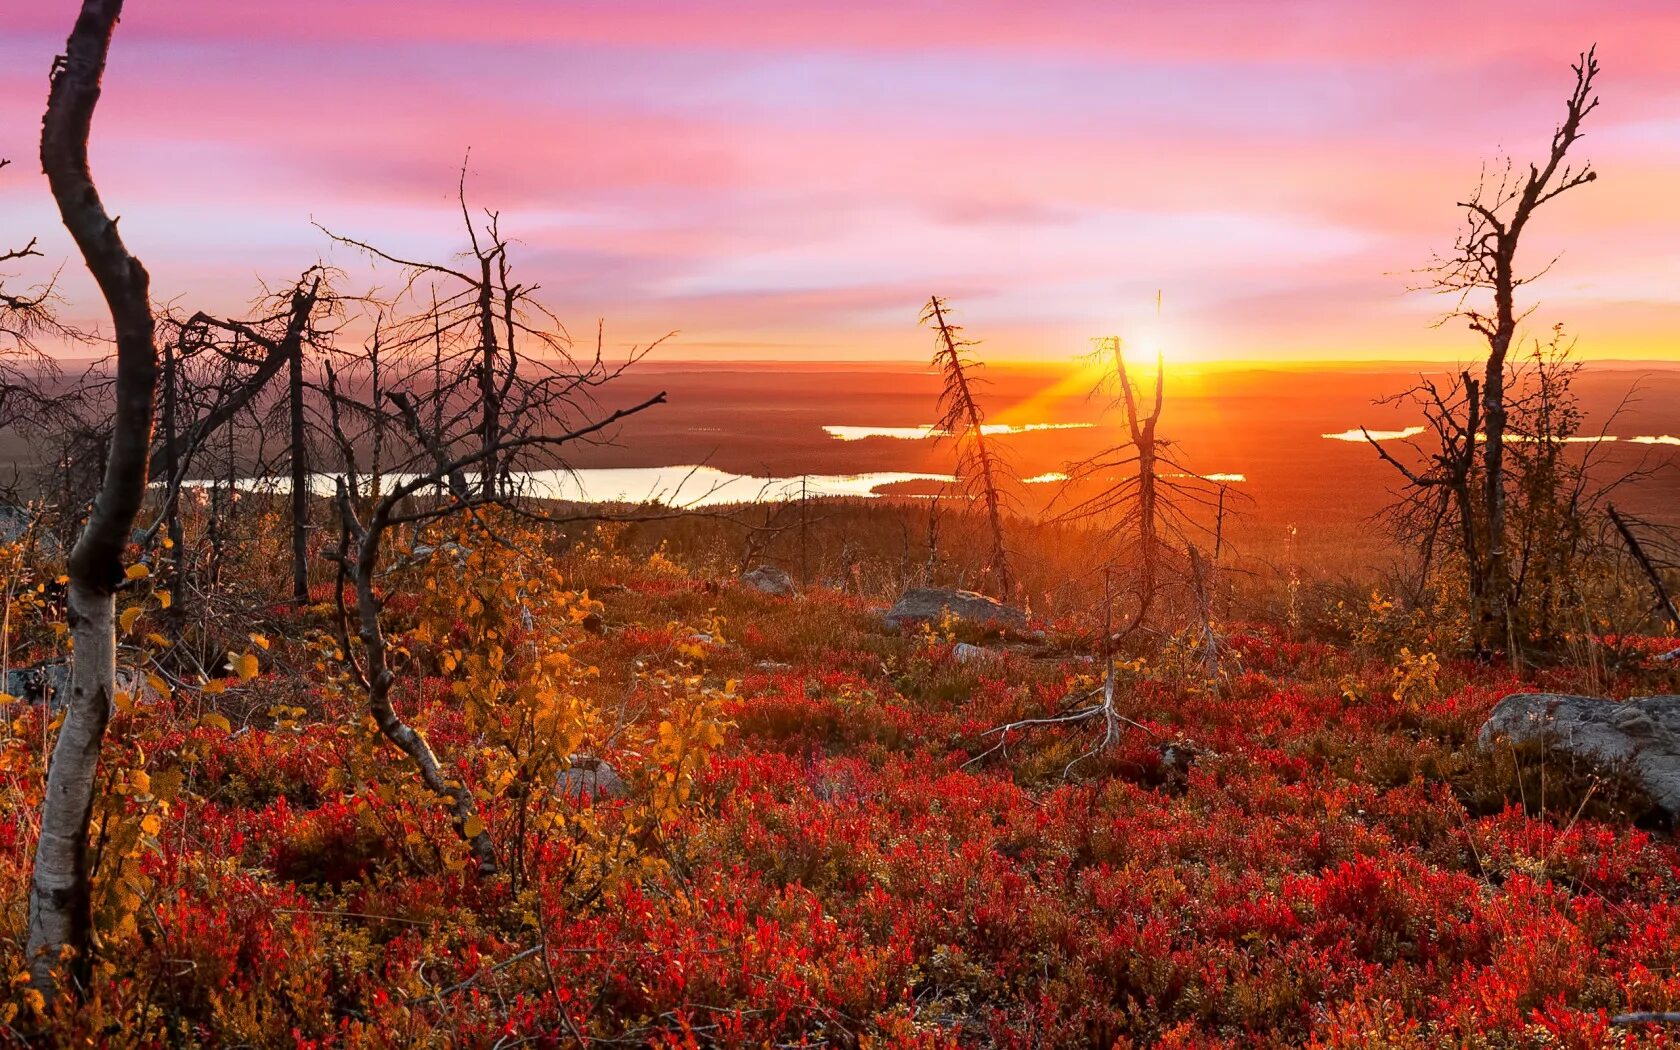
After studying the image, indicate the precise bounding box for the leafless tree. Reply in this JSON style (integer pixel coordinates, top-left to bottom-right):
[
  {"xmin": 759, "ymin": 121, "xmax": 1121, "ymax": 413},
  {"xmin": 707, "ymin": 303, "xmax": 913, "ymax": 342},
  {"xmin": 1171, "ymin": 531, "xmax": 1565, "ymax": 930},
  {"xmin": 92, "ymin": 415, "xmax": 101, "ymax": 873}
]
[
  {"xmin": 161, "ymin": 272, "xmax": 333, "ymax": 605},
  {"xmin": 0, "ymin": 160, "xmax": 68, "ymax": 441},
  {"xmin": 1364, "ymin": 370, "xmax": 1482, "ymax": 601},
  {"xmin": 1053, "ymin": 337, "xmax": 1224, "ymax": 637},
  {"xmin": 922, "ymin": 296, "xmax": 1014, "ymax": 599},
  {"xmin": 320, "ymin": 167, "xmax": 576, "ymax": 501},
  {"xmin": 309, "ymin": 216, "xmax": 671, "ymax": 873},
  {"xmin": 1412, "ymin": 46, "xmax": 1601, "ymax": 650},
  {"xmin": 27, "ymin": 0, "xmax": 157, "ymax": 1001}
]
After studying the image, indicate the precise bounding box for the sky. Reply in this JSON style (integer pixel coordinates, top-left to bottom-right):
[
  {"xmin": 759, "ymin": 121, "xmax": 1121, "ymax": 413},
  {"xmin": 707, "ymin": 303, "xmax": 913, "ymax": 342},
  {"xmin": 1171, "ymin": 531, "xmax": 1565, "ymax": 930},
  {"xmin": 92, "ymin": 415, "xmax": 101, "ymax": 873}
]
[{"xmin": 2, "ymin": 1, "xmax": 1679, "ymax": 363}]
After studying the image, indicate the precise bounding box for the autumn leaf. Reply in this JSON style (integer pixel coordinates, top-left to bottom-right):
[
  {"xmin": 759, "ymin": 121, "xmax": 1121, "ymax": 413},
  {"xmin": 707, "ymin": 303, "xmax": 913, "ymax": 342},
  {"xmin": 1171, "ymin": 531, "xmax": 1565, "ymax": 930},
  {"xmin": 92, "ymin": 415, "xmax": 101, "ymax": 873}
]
[
  {"xmin": 119, "ymin": 605, "xmax": 142, "ymax": 634},
  {"xmin": 124, "ymin": 563, "xmax": 151, "ymax": 580}
]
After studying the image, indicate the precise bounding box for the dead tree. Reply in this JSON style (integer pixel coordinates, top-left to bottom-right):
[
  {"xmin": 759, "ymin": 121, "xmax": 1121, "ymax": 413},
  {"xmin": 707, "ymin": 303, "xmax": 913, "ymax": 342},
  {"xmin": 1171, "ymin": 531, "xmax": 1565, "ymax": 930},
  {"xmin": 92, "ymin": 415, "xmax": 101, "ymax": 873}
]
[
  {"xmin": 150, "ymin": 271, "xmax": 329, "ymax": 608},
  {"xmin": 320, "ymin": 168, "xmax": 556, "ymax": 501},
  {"xmin": 321, "ymin": 371, "xmax": 665, "ymax": 875},
  {"xmin": 1364, "ymin": 370, "xmax": 1483, "ymax": 607},
  {"xmin": 0, "ymin": 159, "xmax": 68, "ymax": 442},
  {"xmin": 922, "ymin": 296, "xmax": 1013, "ymax": 598},
  {"xmin": 1419, "ymin": 46, "xmax": 1601, "ymax": 650},
  {"xmin": 27, "ymin": 0, "xmax": 158, "ymax": 1000},
  {"xmin": 315, "ymin": 216, "xmax": 670, "ymax": 874},
  {"xmin": 1053, "ymin": 337, "xmax": 1224, "ymax": 637},
  {"xmin": 1608, "ymin": 505, "xmax": 1680, "ymax": 635}
]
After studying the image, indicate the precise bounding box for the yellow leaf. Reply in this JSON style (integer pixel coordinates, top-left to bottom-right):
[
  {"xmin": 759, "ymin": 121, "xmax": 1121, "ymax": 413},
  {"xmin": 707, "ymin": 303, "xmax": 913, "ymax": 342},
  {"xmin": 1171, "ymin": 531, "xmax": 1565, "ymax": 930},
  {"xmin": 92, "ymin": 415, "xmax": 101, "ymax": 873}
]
[
  {"xmin": 119, "ymin": 606, "xmax": 142, "ymax": 634},
  {"xmin": 203, "ymin": 679, "xmax": 227, "ymax": 695},
  {"xmin": 462, "ymin": 815, "xmax": 486, "ymax": 839},
  {"xmin": 124, "ymin": 563, "xmax": 151, "ymax": 580},
  {"xmin": 249, "ymin": 633, "xmax": 269, "ymax": 651},
  {"xmin": 139, "ymin": 813, "xmax": 161, "ymax": 836},
  {"xmin": 234, "ymin": 652, "xmax": 259, "ymax": 681},
  {"xmin": 199, "ymin": 712, "xmax": 231, "ymax": 733},
  {"xmin": 157, "ymin": 591, "xmax": 172, "ymax": 609},
  {"xmin": 113, "ymin": 691, "xmax": 134, "ymax": 713}
]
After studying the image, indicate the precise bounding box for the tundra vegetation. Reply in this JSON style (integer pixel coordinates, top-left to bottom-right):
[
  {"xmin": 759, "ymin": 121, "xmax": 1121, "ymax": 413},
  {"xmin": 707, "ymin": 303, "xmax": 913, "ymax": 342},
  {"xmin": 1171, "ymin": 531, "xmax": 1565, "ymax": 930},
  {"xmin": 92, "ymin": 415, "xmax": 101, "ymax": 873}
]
[{"xmin": 1, "ymin": 7, "xmax": 1679, "ymax": 1048}]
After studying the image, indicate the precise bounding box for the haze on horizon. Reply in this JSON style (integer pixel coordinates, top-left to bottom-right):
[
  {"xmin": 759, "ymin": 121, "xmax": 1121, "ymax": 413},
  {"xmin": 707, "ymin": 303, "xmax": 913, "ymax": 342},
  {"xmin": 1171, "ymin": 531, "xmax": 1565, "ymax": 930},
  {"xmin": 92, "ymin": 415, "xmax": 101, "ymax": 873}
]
[{"xmin": 3, "ymin": 0, "xmax": 1679, "ymax": 364}]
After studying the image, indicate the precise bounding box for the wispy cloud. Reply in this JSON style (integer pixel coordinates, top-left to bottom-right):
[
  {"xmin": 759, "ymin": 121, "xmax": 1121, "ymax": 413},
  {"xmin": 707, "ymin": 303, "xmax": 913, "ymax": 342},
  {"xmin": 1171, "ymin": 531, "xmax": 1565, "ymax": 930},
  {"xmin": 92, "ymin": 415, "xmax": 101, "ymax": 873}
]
[{"xmin": 5, "ymin": 1, "xmax": 1679, "ymax": 360}]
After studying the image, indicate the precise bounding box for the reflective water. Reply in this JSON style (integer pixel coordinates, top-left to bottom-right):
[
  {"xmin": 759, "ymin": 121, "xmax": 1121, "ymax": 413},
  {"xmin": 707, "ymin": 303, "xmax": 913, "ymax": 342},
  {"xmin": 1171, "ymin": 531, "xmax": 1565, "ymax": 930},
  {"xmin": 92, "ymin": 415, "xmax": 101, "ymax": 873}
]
[
  {"xmin": 823, "ymin": 422, "xmax": 1095, "ymax": 441},
  {"xmin": 184, "ymin": 466, "xmax": 960, "ymax": 508}
]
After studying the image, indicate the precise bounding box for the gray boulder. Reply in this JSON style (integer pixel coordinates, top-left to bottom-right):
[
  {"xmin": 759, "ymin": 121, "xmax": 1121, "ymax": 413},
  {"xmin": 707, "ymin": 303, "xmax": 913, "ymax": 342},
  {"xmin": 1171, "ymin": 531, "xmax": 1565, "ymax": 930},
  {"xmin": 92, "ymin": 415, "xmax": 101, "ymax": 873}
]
[
  {"xmin": 741, "ymin": 564, "xmax": 798, "ymax": 597},
  {"xmin": 5, "ymin": 661, "xmax": 70, "ymax": 711},
  {"xmin": 883, "ymin": 587, "xmax": 1028, "ymax": 632},
  {"xmin": 555, "ymin": 755, "xmax": 627, "ymax": 801},
  {"xmin": 1478, "ymin": 692, "xmax": 1680, "ymax": 816},
  {"xmin": 952, "ymin": 642, "xmax": 996, "ymax": 664}
]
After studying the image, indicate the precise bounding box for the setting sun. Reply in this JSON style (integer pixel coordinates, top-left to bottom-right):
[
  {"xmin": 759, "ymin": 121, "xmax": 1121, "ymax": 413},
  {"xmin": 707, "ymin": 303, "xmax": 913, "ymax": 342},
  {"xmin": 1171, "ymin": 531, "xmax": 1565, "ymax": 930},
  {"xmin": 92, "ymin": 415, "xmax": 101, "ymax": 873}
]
[{"xmin": 4, "ymin": 2, "xmax": 1680, "ymax": 1044}]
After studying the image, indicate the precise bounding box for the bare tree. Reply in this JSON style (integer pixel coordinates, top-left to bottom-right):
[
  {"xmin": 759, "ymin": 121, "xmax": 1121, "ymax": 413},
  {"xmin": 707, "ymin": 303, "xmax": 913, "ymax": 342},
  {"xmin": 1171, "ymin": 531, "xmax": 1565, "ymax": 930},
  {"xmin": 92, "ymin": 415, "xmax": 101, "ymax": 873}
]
[
  {"xmin": 922, "ymin": 296, "xmax": 1013, "ymax": 598},
  {"xmin": 311, "ymin": 214, "xmax": 671, "ymax": 874},
  {"xmin": 166, "ymin": 273, "xmax": 330, "ymax": 604},
  {"xmin": 1419, "ymin": 46, "xmax": 1601, "ymax": 650},
  {"xmin": 1364, "ymin": 370, "xmax": 1482, "ymax": 607},
  {"xmin": 27, "ymin": 0, "xmax": 157, "ymax": 1000},
  {"xmin": 1053, "ymin": 337, "xmax": 1223, "ymax": 637},
  {"xmin": 320, "ymin": 372, "xmax": 665, "ymax": 875},
  {"xmin": 320, "ymin": 167, "xmax": 566, "ymax": 501}
]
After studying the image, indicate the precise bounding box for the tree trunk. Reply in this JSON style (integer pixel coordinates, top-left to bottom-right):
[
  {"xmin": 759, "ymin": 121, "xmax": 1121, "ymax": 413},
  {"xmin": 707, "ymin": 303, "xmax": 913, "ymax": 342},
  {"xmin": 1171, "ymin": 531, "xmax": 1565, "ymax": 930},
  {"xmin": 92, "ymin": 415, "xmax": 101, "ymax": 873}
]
[
  {"xmin": 161, "ymin": 334, "xmax": 187, "ymax": 634},
  {"xmin": 29, "ymin": 0, "xmax": 158, "ymax": 1000},
  {"xmin": 1479, "ymin": 256, "xmax": 1515, "ymax": 653},
  {"xmin": 477, "ymin": 258, "xmax": 499, "ymax": 500},
  {"xmin": 289, "ymin": 329, "xmax": 309, "ymax": 604},
  {"xmin": 350, "ymin": 501, "xmax": 499, "ymax": 874}
]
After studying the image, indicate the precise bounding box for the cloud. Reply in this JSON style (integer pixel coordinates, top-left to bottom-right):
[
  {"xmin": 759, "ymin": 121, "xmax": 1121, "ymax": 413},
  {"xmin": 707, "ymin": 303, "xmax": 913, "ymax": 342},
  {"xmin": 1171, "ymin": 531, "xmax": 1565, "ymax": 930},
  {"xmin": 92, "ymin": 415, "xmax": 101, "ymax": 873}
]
[{"xmin": 4, "ymin": 1, "xmax": 1679, "ymax": 360}]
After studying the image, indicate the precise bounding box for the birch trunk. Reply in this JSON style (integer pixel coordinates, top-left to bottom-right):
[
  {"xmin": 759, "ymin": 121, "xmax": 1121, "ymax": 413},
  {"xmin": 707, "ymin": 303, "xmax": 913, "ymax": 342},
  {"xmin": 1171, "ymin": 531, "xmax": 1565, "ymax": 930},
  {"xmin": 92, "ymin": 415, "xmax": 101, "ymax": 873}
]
[{"xmin": 28, "ymin": 0, "xmax": 158, "ymax": 1000}]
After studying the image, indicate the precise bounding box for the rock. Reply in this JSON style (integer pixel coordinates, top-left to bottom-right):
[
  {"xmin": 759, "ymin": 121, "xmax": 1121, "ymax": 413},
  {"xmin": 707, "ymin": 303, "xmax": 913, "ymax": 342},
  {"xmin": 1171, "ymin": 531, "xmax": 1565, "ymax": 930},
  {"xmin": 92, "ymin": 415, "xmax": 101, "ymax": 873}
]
[
  {"xmin": 407, "ymin": 542, "xmax": 470, "ymax": 568},
  {"xmin": 0, "ymin": 505, "xmax": 36, "ymax": 545},
  {"xmin": 741, "ymin": 564, "xmax": 798, "ymax": 597},
  {"xmin": 952, "ymin": 642, "xmax": 995, "ymax": 664},
  {"xmin": 883, "ymin": 587, "xmax": 1029, "ymax": 633},
  {"xmin": 555, "ymin": 755, "xmax": 627, "ymax": 801},
  {"xmin": 1478, "ymin": 692, "xmax": 1680, "ymax": 816},
  {"xmin": 4, "ymin": 661, "xmax": 70, "ymax": 711}
]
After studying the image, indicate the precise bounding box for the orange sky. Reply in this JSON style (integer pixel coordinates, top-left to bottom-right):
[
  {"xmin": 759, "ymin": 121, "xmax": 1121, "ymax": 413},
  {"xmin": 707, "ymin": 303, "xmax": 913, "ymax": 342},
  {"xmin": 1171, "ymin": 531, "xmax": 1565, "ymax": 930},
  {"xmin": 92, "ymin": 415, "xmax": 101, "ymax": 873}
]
[{"xmin": 3, "ymin": 1, "xmax": 1678, "ymax": 364}]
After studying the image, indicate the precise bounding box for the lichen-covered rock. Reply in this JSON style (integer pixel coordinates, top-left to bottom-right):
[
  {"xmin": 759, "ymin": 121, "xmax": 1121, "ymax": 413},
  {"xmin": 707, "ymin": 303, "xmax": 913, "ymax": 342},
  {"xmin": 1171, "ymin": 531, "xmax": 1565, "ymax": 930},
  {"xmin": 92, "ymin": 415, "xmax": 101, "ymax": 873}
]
[
  {"xmin": 1478, "ymin": 692, "xmax": 1680, "ymax": 816},
  {"xmin": 741, "ymin": 564, "xmax": 798, "ymax": 597},
  {"xmin": 883, "ymin": 587, "xmax": 1028, "ymax": 632}
]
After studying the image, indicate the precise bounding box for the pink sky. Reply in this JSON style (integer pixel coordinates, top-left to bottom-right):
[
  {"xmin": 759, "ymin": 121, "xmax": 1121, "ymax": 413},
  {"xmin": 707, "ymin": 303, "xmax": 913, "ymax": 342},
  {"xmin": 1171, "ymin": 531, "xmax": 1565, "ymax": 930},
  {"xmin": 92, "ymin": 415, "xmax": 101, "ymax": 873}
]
[{"xmin": 3, "ymin": 1, "xmax": 1679, "ymax": 362}]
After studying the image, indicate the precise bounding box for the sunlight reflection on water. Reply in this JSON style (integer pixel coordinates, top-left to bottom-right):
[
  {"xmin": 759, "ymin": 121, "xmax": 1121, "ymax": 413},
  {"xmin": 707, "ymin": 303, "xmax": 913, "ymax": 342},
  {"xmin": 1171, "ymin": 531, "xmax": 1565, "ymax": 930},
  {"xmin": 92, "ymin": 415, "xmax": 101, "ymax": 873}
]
[
  {"xmin": 823, "ymin": 422, "xmax": 1095, "ymax": 441},
  {"xmin": 186, "ymin": 466, "xmax": 960, "ymax": 508}
]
